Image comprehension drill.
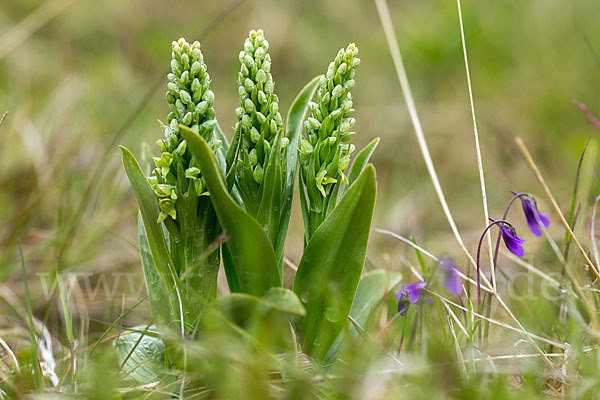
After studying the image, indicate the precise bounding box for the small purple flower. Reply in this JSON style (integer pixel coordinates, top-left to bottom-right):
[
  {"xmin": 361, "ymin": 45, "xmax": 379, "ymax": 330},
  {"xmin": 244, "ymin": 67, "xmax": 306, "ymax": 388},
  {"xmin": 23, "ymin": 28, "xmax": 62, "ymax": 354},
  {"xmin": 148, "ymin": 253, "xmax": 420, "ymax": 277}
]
[
  {"xmin": 395, "ymin": 281, "xmax": 430, "ymax": 315},
  {"xmin": 439, "ymin": 258, "xmax": 461, "ymax": 296},
  {"xmin": 492, "ymin": 218, "xmax": 526, "ymax": 257},
  {"xmin": 519, "ymin": 196, "xmax": 550, "ymax": 237}
]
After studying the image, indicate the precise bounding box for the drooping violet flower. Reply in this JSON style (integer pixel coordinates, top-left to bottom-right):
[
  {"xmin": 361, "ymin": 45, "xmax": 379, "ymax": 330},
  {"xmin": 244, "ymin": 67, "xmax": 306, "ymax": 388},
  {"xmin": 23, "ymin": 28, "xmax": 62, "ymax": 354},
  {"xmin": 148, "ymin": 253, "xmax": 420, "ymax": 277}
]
[
  {"xmin": 519, "ymin": 196, "xmax": 550, "ymax": 237},
  {"xmin": 438, "ymin": 258, "xmax": 461, "ymax": 296},
  {"xmin": 491, "ymin": 218, "xmax": 526, "ymax": 257},
  {"xmin": 395, "ymin": 281, "xmax": 430, "ymax": 315}
]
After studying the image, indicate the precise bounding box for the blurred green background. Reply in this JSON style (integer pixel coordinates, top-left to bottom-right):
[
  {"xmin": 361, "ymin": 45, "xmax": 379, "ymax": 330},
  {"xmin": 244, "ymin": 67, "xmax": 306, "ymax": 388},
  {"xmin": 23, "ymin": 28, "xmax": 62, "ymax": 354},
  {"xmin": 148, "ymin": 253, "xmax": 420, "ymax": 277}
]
[{"xmin": 1, "ymin": 0, "xmax": 599, "ymax": 330}]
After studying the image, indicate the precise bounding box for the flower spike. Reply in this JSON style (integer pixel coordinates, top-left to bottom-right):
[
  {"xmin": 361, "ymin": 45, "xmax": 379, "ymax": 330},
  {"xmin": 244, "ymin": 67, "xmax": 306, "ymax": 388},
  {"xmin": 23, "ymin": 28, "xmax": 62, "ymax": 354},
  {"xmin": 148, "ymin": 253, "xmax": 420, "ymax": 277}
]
[
  {"xmin": 151, "ymin": 38, "xmax": 219, "ymax": 223},
  {"xmin": 299, "ymin": 43, "xmax": 360, "ymax": 238},
  {"xmin": 233, "ymin": 29, "xmax": 285, "ymax": 194}
]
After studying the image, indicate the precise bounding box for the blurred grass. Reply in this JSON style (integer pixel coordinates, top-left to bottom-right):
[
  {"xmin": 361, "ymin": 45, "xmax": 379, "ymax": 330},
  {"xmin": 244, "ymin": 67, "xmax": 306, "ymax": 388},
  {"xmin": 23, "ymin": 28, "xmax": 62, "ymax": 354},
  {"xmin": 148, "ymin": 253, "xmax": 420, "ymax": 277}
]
[{"xmin": 1, "ymin": 0, "xmax": 600, "ymax": 396}]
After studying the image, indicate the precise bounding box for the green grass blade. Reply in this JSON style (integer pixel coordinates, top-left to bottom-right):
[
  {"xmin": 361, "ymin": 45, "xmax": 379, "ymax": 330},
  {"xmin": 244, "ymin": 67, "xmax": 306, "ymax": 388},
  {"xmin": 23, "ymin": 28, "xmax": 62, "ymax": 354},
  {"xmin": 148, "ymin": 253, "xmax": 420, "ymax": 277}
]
[
  {"xmin": 88, "ymin": 298, "xmax": 146, "ymax": 357},
  {"xmin": 293, "ymin": 165, "xmax": 377, "ymax": 361},
  {"xmin": 56, "ymin": 271, "xmax": 74, "ymax": 344},
  {"xmin": 564, "ymin": 137, "xmax": 590, "ymax": 247},
  {"xmin": 180, "ymin": 125, "xmax": 281, "ymax": 295},
  {"xmin": 18, "ymin": 240, "xmax": 44, "ymax": 391},
  {"xmin": 276, "ymin": 76, "xmax": 321, "ymax": 260}
]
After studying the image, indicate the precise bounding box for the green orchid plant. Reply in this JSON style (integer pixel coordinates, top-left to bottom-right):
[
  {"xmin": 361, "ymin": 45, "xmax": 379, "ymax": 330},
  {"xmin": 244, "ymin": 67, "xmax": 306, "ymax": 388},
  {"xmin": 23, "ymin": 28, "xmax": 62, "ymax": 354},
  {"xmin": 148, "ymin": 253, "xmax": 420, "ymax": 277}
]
[{"xmin": 119, "ymin": 30, "xmax": 397, "ymax": 378}]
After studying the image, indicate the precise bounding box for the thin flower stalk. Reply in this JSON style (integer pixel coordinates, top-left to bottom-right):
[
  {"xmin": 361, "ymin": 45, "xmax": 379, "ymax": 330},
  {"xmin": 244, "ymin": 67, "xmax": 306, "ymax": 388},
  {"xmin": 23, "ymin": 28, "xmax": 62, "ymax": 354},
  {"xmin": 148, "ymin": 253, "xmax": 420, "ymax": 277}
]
[{"xmin": 476, "ymin": 219, "xmax": 525, "ymax": 315}]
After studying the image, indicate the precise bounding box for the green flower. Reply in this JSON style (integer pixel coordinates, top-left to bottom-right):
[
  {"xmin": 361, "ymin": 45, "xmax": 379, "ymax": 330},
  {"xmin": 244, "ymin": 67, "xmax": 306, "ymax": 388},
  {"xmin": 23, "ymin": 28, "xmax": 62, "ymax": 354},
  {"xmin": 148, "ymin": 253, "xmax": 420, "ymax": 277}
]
[
  {"xmin": 150, "ymin": 38, "xmax": 219, "ymax": 223},
  {"xmin": 300, "ymin": 43, "xmax": 359, "ymax": 216},
  {"xmin": 232, "ymin": 29, "xmax": 287, "ymax": 212}
]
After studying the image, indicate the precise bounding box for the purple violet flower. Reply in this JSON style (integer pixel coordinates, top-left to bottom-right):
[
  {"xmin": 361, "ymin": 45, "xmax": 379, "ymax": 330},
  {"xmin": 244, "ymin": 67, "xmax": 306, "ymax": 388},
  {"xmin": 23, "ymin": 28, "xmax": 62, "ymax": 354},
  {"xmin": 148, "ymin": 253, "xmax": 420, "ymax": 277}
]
[
  {"xmin": 491, "ymin": 218, "xmax": 526, "ymax": 257},
  {"xmin": 395, "ymin": 281, "xmax": 430, "ymax": 315},
  {"xmin": 439, "ymin": 258, "xmax": 461, "ymax": 296},
  {"xmin": 519, "ymin": 196, "xmax": 550, "ymax": 237}
]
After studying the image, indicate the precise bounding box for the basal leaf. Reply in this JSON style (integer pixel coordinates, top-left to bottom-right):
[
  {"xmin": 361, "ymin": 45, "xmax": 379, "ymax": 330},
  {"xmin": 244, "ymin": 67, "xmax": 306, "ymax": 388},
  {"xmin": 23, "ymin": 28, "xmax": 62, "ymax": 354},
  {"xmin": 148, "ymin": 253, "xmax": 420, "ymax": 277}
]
[
  {"xmin": 342, "ymin": 137, "xmax": 380, "ymax": 195},
  {"xmin": 138, "ymin": 214, "xmax": 169, "ymax": 321},
  {"xmin": 201, "ymin": 290, "xmax": 304, "ymax": 351},
  {"xmin": 261, "ymin": 287, "xmax": 306, "ymax": 316},
  {"xmin": 120, "ymin": 146, "xmax": 181, "ymax": 324},
  {"xmin": 180, "ymin": 126, "xmax": 281, "ymax": 296},
  {"xmin": 114, "ymin": 326, "xmax": 165, "ymax": 385},
  {"xmin": 293, "ymin": 165, "xmax": 376, "ymax": 361},
  {"xmin": 209, "ymin": 289, "xmax": 305, "ymax": 319}
]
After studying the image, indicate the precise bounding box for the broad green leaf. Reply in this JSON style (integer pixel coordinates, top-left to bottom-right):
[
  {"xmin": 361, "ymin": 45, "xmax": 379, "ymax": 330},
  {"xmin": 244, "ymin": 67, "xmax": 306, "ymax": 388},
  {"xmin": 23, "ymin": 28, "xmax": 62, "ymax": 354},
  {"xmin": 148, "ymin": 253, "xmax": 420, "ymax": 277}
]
[
  {"xmin": 138, "ymin": 214, "xmax": 169, "ymax": 320},
  {"xmin": 120, "ymin": 146, "xmax": 180, "ymax": 324},
  {"xmin": 324, "ymin": 270, "xmax": 401, "ymax": 365},
  {"xmin": 276, "ymin": 76, "xmax": 321, "ymax": 261},
  {"xmin": 342, "ymin": 137, "xmax": 380, "ymax": 195},
  {"xmin": 261, "ymin": 287, "xmax": 306, "ymax": 316},
  {"xmin": 180, "ymin": 126, "xmax": 281, "ymax": 296},
  {"xmin": 256, "ymin": 133, "xmax": 284, "ymax": 249},
  {"xmin": 293, "ymin": 165, "xmax": 376, "ymax": 361},
  {"xmin": 209, "ymin": 289, "xmax": 305, "ymax": 318},
  {"xmin": 114, "ymin": 326, "xmax": 165, "ymax": 384},
  {"xmin": 202, "ymin": 290, "xmax": 304, "ymax": 351}
]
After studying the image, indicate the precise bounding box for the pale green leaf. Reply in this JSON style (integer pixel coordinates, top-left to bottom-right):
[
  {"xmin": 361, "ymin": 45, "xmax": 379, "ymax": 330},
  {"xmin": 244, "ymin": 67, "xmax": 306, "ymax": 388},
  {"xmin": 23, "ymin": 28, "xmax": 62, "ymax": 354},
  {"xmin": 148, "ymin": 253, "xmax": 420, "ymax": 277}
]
[
  {"xmin": 114, "ymin": 326, "xmax": 165, "ymax": 385},
  {"xmin": 293, "ymin": 165, "xmax": 377, "ymax": 361},
  {"xmin": 180, "ymin": 126, "xmax": 281, "ymax": 296}
]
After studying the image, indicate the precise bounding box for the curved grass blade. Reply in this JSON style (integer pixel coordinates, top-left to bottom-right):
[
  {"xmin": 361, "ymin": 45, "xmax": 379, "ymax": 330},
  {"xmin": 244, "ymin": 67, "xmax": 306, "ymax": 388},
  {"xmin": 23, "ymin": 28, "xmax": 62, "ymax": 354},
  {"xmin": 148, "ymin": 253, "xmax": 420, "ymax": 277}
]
[
  {"xmin": 18, "ymin": 241, "xmax": 43, "ymax": 391},
  {"xmin": 276, "ymin": 76, "xmax": 321, "ymax": 260},
  {"xmin": 293, "ymin": 165, "xmax": 377, "ymax": 361},
  {"xmin": 180, "ymin": 126, "xmax": 281, "ymax": 295},
  {"xmin": 56, "ymin": 271, "xmax": 74, "ymax": 344}
]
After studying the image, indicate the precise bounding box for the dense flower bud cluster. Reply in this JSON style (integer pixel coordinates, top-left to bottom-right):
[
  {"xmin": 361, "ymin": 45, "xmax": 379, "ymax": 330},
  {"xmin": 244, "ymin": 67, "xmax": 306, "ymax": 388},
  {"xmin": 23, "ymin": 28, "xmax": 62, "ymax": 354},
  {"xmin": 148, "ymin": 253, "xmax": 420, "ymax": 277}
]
[
  {"xmin": 234, "ymin": 29, "xmax": 286, "ymax": 187},
  {"xmin": 149, "ymin": 38, "xmax": 219, "ymax": 223},
  {"xmin": 300, "ymin": 43, "xmax": 359, "ymax": 201}
]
